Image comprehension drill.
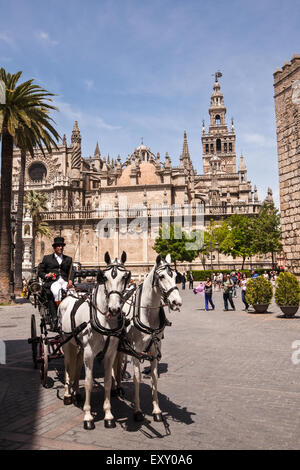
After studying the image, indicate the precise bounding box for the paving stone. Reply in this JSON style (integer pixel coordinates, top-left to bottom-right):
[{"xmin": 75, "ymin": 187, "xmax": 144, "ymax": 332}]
[{"xmin": 1, "ymin": 292, "xmax": 300, "ymax": 449}]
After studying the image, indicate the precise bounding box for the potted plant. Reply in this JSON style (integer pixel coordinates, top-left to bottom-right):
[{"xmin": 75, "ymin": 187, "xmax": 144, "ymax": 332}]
[
  {"xmin": 245, "ymin": 275, "xmax": 273, "ymax": 313},
  {"xmin": 275, "ymin": 272, "xmax": 300, "ymax": 317}
]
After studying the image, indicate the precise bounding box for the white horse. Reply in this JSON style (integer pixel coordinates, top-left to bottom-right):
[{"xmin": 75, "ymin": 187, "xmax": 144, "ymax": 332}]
[
  {"xmin": 117, "ymin": 254, "xmax": 182, "ymax": 422},
  {"xmin": 58, "ymin": 251, "xmax": 131, "ymax": 430}
]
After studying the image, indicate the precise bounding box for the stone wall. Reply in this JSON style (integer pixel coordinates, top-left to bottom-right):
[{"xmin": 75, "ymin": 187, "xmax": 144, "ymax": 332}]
[{"xmin": 274, "ymin": 53, "xmax": 300, "ymax": 275}]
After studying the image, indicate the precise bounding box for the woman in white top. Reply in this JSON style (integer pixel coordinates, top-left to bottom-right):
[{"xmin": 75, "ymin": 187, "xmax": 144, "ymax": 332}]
[{"xmin": 241, "ymin": 273, "xmax": 249, "ymax": 311}]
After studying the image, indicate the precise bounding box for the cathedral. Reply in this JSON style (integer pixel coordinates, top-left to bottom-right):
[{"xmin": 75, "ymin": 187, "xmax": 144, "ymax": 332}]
[{"xmin": 11, "ymin": 76, "xmax": 273, "ymax": 278}]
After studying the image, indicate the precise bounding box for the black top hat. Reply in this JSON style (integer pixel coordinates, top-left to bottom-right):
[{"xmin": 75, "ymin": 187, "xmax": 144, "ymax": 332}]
[{"xmin": 52, "ymin": 237, "xmax": 66, "ymax": 247}]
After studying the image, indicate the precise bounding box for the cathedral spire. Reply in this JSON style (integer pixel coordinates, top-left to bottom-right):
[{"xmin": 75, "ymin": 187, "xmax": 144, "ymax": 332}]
[
  {"xmin": 94, "ymin": 141, "xmax": 101, "ymax": 157},
  {"xmin": 182, "ymin": 131, "xmax": 191, "ymax": 160}
]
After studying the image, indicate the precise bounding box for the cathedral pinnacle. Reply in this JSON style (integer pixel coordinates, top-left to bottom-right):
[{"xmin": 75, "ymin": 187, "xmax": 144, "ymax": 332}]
[
  {"xmin": 94, "ymin": 142, "xmax": 101, "ymax": 158},
  {"xmin": 181, "ymin": 131, "xmax": 191, "ymax": 161}
]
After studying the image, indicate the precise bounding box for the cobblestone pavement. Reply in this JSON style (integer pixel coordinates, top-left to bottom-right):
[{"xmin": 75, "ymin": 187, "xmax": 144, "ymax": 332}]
[{"xmin": 1, "ymin": 287, "xmax": 300, "ymax": 450}]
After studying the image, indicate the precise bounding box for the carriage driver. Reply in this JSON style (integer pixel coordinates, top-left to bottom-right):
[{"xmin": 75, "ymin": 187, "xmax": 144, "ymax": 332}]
[{"xmin": 38, "ymin": 237, "xmax": 75, "ymax": 328}]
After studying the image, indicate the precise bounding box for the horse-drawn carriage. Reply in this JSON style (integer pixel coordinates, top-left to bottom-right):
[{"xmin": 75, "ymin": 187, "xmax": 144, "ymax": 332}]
[
  {"xmin": 27, "ymin": 269, "xmax": 98, "ymax": 386},
  {"xmin": 27, "ymin": 252, "xmax": 182, "ymax": 429}
]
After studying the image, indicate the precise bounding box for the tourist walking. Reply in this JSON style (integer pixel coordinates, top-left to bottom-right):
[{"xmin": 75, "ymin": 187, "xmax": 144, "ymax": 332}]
[
  {"xmin": 204, "ymin": 277, "xmax": 215, "ymax": 311},
  {"xmin": 240, "ymin": 273, "xmax": 249, "ymax": 311},
  {"xmin": 216, "ymin": 272, "xmax": 223, "ymax": 291},
  {"xmin": 230, "ymin": 271, "xmax": 238, "ymax": 298},
  {"xmin": 182, "ymin": 272, "xmax": 186, "ymax": 290},
  {"xmin": 222, "ymin": 274, "xmax": 235, "ymax": 311},
  {"xmin": 188, "ymin": 272, "xmax": 194, "ymax": 289}
]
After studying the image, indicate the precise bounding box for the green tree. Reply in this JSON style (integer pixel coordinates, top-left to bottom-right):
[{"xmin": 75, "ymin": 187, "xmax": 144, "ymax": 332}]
[
  {"xmin": 200, "ymin": 219, "xmax": 230, "ymax": 270},
  {"xmin": 218, "ymin": 214, "xmax": 256, "ymax": 270},
  {"xmin": 24, "ymin": 190, "xmax": 52, "ymax": 270},
  {"xmin": 252, "ymin": 201, "xmax": 282, "ymax": 268},
  {"xmin": 0, "ymin": 68, "xmax": 59, "ymax": 301},
  {"xmin": 153, "ymin": 223, "xmax": 202, "ymax": 270}
]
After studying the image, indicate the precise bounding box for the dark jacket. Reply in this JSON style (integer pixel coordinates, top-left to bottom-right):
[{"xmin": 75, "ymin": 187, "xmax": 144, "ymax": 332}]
[{"xmin": 38, "ymin": 254, "xmax": 75, "ymax": 286}]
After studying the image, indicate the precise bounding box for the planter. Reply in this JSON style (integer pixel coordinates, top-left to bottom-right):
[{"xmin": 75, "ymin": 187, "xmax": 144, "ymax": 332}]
[
  {"xmin": 253, "ymin": 304, "xmax": 270, "ymax": 313},
  {"xmin": 278, "ymin": 305, "xmax": 299, "ymax": 317}
]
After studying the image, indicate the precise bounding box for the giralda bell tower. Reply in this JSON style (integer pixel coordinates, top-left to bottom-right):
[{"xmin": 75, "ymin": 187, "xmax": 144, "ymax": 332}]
[{"xmin": 202, "ymin": 72, "xmax": 236, "ymax": 175}]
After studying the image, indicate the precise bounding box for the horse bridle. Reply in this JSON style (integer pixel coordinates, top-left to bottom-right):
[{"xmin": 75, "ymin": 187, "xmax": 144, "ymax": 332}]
[
  {"xmin": 152, "ymin": 263, "xmax": 179, "ymax": 305},
  {"xmin": 99, "ymin": 261, "xmax": 131, "ymax": 303}
]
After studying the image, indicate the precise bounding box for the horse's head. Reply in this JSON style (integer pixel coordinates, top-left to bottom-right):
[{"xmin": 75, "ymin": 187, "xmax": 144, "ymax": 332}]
[
  {"xmin": 97, "ymin": 251, "xmax": 131, "ymax": 317},
  {"xmin": 153, "ymin": 254, "xmax": 182, "ymax": 311}
]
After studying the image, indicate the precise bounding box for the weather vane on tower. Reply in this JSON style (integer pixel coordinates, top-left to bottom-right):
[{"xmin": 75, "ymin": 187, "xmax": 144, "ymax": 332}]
[{"xmin": 213, "ymin": 71, "xmax": 223, "ymax": 82}]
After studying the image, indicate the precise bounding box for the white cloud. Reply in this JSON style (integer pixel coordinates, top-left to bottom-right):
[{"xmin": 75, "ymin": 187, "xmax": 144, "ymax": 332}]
[
  {"xmin": 55, "ymin": 99, "xmax": 121, "ymax": 131},
  {"xmin": 0, "ymin": 33, "xmax": 14, "ymax": 45},
  {"xmin": 36, "ymin": 31, "xmax": 59, "ymax": 46},
  {"xmin": 242, "ymin": 132, "xmax": 275, "ymax": 148},
  {"xmin": 84, "ymin": 79, "xmax": 95, "ymax": 91}
]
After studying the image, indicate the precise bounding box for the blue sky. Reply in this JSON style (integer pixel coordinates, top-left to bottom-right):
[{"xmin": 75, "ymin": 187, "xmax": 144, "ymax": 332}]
[{"xmin": 1, "ymin": 0, "xmax": 300, "ymax": 207}]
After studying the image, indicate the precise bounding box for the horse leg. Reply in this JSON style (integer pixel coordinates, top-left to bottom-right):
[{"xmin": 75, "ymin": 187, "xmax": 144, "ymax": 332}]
[
  {"xmin": 150, "ymin": 357, "xmax": 163, "ymax": 422},
  {"xmin": 62, "ymin": 342, "xmax": 74, "ymax": 406},
  {"xmin": 111, "ymin": 352, "xmax": 125, "ymax": 397},
  {"xmin": 132, "ymin": 357, "xmax": 143, "ymax": 421},
  {"xmin": 83, "ymin": 349, "xmax": 95, "ymax": 430},
  {"xmin": 103, "ymin": 342, "xmax": 118, "ymax": 428},
  {"xmin": 72, "ymin": 348, "xmax": 83, "ymax": 404}
]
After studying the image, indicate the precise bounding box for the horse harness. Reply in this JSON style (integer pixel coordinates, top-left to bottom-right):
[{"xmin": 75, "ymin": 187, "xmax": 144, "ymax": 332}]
[
  {"xmin": 62, "ymin": 260, "xmax": 131, "ymax": 354},
  {"xmin": 61, "ymin": 261, "xmax": 176, "ymax": 363}
]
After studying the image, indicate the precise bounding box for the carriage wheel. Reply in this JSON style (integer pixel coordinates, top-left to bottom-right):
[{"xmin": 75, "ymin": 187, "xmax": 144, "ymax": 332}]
[
  {"xmin": 30, "ymin": 314, "xmax": 38, "ymax": 369},
  {"xmin": 40, "ymin": 338, "xmax": 49, "ymax": 387}
]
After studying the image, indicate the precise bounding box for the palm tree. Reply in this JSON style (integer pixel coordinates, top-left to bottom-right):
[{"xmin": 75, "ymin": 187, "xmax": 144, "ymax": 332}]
[
  {"xmin": 0, "ymin": 68, "xmax": 59, "ymax": 302},
  {"xmin": 24, "ymin": 190, "xmax": 52, "ymax": 271}
]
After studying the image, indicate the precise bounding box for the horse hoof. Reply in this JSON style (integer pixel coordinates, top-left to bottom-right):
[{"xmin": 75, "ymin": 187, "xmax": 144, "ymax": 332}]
[
  {"xmin": 104, "ymin": 419, "xmax": 116, "ymax": 429},
  {"xmin": 63, "ymin": 396, "xmax": 72, "ymax": 406},
  {"xmin": 84, "ymin": 420, "xmax": 95, "ymax": 430},
  {"xmin": 134, "ymin": 411, "xmax": 144, "ymax": 422},
  {"xmin": 153, "ymin": 413, "xmax": 163, "ymax": 422}
]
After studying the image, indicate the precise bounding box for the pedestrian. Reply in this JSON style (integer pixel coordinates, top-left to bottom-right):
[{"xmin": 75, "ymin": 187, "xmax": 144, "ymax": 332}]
[
  {"xmin": 182, "ymin": 272, "xmax": 186, "ymax": 290},
  {"xmin": 175, "ymin": 270, "xmax": 183, "ymax": 284},
  {"xmin": 263, "ymin": 270, "xmax": 269, "ymax": 280},
  {"xmin": 250, "ymin": 269, "xmax": 259, "ymax": 279},
  {"xmin": 188, "ymin": 271, "xmax": 194, "ymax": 289},
  {"xmin": 240, "ymin": 273, "xmax": 249, "ymax": 311},
  {"xmin": 230, "ymin": 271, "xmax": 238, "ymax": 298},
  {"xmin": 216, "ymin": 272, "xmax": 223, "ymax": 291},
  {"xmin": 204, "ymin": 276, "xmax": 215, "ymax": 311},
  {"xmin": 222, "ymin": 274, "xmax": 235, "ymax": 311}
]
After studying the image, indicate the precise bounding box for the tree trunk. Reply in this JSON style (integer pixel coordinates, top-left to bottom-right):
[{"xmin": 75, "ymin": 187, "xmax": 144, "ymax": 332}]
[
  {"xmin": 0, "ymin": 125, "xmax": 14, "ymax": 303},
  {"xmin": 14, "ymin": 150, "xmax": 26, "ymax": 292}
]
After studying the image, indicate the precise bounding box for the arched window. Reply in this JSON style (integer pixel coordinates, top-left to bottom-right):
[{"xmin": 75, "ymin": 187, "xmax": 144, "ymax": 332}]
[
  {"xmin": 215, "ymin": 115, "xmax": 221, "ymax": 125},
  {"xmin": 24, "ymin": 224, "xmax": 31, "ymax": 236},
  {"xmin": 216, "ymin": 139, "xmax": 221, "ymax": 152}
]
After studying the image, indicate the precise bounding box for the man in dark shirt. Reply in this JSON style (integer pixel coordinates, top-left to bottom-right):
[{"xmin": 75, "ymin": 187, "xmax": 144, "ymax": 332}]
[
  {"xmin": 230, "ymin": 271, "xmax": 238, "ymax": 298},
  {"xmin": 38, "ymin": 237, "xmax": 74, "ymax": 328}
]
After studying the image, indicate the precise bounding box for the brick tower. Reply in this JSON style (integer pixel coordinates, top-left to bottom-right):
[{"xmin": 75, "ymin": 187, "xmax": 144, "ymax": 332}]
[
  {"xmin": 202, "ymin": 73, "xmax": 236, "ymax": 175},
  {"xmin": 273, "ymin": 53, "xmax": 300, "ymax": 275}
]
